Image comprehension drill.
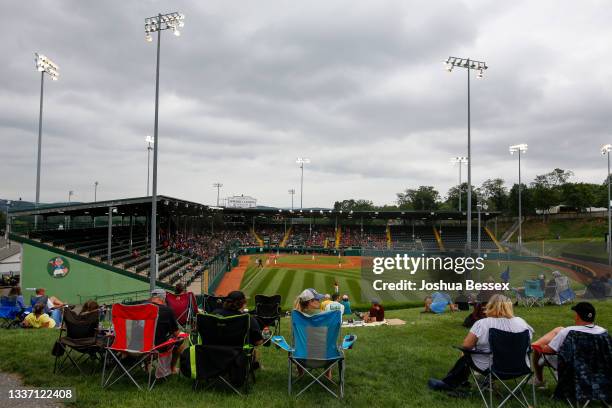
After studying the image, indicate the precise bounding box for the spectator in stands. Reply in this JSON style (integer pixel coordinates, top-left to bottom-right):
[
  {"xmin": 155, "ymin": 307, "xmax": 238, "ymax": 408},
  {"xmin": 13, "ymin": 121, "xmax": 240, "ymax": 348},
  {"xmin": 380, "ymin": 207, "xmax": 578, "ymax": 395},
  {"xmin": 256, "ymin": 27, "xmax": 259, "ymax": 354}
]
[
  {"xmin": 212, "ymin": 291, "xmax": 264, "ymax": 348},
  {"xmin": 428, "ymin": 294, "xmax": 533, "ymax": 391},
  {"xmin": 175, "ymin": 282, "xmax": 185, "ymax": 295},
  {"xmin": 320, "ymin": 294, "xmax": 332, "ymax": 311},
  {"xmin": 149, "ymin": 289, "xmax": 184, "ymax": 374},
  {"xmin": 8, "ymin": 286, "xmax": 25, "ymax": 311},
  {"xmin": 364, "ymin": 299, "xmax": 385, "ymax": 322},
  {"xmin": 32, "ymin": 288, "xmax": 64, "ymax": 326},
  {"xmin": 22, "ymin": 303, "xmax": 56, "ymax": 329},
  {"xmin": 293, "ymin": 288, "xmax": 324, "ymax": 316},
  {"xmin": 530, "ymin": 302, "xmax": 607, "ymax": 387},
  {"xmin": 340, "ymin": 294, "xmax": 352, "ymax": 315}
]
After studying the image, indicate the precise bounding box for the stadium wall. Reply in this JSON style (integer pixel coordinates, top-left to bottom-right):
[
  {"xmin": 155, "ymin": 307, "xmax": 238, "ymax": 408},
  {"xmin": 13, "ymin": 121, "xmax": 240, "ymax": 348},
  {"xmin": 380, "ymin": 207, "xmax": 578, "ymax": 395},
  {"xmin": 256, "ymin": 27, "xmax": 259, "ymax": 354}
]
[{"xmin": 19, "ymin": 241, "xmax": 151, "ymax": 304}]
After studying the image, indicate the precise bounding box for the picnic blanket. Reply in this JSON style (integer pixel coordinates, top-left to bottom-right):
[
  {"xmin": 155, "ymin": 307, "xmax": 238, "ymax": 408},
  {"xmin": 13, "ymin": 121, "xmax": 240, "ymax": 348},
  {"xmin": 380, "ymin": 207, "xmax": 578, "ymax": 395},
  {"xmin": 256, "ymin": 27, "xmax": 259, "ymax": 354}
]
[{"xmin": 342, "ymin": 318, "xmax": 406, "ymax": 328}]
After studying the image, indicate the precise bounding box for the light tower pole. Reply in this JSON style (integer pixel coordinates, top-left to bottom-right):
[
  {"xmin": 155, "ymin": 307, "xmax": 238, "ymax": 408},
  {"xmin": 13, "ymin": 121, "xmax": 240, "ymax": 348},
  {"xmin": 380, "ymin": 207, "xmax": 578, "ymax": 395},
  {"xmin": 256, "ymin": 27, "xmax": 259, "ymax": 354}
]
[
  {"xmin": 94, "ymin": 181, "xmax": 99, "ymax": 202},
  {"xmin": 288, "ymin": 189, "xmax": 295, "ymax": 210},
  {"xmin": 213, "ymin": 183, "xmax": 223, "ymax": 206},
  {"xmin": 144, "ymin": 11, "xmax": 185, "ymax": 291},
  {"xmin": 146, "ymin": 135, "xmax": 154, "ymax": 196},
  {"xmin": 296, "ymin": 157, "xmax": 310, "ymax": 210},
  {"xmin": 510, "ymin": 144, "xmax": 528, "ymax": 251},
  {"xmin": 34, "ymin": 53, "xmax": 59, "ymax": 229},
  {"xmin": 445, "ymin": 56, "xmax": 488, "ymax": 253},
  {"xmin": 601, "ymin": 144, "xmax": 612, "ymax": 266},
  {"xmin": 450, "ymin": 156, "xmax": 468, "ymax": 213}
]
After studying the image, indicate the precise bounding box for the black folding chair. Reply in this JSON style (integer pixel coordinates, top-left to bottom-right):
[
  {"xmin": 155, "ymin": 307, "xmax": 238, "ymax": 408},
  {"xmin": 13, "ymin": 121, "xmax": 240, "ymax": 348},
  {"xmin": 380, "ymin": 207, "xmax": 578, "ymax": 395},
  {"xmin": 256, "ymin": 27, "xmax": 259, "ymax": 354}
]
[
  {"xmin": 252, "ymin": 294, "xmax": 281, "ymax": 340},
  {"xmin": 53, "ymin": 308, "xmax": 104, "ymax": 375},
  {"xmin": 187, "ymin": 313, "xmax": 255, "ymax": 395},
  {"xmin": 457, "ymin": 328, "xmax": 535, "ymax": 408},
  {"xmin": 554, "ymin": 331, "xmax": 612, "ymax": 408}
]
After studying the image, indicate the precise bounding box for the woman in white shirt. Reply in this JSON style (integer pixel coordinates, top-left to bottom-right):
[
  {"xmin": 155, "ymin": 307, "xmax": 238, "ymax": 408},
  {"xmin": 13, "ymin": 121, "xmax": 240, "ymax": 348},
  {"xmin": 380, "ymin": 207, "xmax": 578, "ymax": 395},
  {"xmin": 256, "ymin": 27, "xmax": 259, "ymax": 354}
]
[{"xmin": 428, "ymin": 294, "xmax": 534, "ymax": 391}]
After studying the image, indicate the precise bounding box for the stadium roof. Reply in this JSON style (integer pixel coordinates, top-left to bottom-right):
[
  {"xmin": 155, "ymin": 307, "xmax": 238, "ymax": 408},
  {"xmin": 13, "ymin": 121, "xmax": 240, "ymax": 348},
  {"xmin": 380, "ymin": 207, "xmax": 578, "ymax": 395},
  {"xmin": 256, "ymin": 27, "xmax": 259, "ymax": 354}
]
[{"xmin": 8, "ymin": 195, "xmax": 500, "ymax": 221}]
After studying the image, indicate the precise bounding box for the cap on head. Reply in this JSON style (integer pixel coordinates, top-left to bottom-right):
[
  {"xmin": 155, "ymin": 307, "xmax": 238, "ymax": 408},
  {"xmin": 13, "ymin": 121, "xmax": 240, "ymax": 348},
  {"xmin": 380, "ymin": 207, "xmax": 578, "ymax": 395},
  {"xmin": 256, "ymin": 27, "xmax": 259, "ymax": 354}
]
[
  {"xmin": 571, "ymin": 302, "xmax": 595, "ymax": 322},
  {"xmin": 226, "ymin": 291, "xmax": 246, "ymax": 302},
  {"xmin": 151, "ymin": 289, "xmax": 166, "ymax": 300},
  {"xmin": 299, "ymin": 288, "xmax": 323, "ymax": 302}
]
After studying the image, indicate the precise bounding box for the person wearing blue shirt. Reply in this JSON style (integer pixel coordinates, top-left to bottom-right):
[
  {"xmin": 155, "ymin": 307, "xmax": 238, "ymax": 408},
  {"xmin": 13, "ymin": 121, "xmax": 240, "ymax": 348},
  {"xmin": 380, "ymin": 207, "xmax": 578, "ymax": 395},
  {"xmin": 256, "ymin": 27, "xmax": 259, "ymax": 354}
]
[{"xmin": 340, "ymin": 294, "xmax": 352, "ymax": 315}]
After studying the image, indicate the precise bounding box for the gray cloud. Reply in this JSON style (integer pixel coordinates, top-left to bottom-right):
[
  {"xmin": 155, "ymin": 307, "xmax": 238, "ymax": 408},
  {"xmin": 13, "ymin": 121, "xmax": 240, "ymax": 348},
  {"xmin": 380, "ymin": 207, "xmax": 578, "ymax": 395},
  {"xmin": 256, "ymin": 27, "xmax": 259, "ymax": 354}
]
[{"xmin": 1, "ymin": 0, "xmax": 611, "ymax": 208}]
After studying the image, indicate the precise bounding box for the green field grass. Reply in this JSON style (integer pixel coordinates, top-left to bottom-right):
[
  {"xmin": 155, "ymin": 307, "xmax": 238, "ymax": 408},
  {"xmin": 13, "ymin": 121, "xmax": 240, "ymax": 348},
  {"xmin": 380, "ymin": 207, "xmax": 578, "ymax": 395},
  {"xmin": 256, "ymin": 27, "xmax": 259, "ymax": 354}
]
[
  {"xmin": 522, "ymin": 238, "xmax": 608, "ymax": 260},
  {"xmin": 240, "ymin": 256, "xmax": 587, "ymax": 310},
  {"xmin": 1, "ymin": 302, "xmax": 610, "ymax": 408}
]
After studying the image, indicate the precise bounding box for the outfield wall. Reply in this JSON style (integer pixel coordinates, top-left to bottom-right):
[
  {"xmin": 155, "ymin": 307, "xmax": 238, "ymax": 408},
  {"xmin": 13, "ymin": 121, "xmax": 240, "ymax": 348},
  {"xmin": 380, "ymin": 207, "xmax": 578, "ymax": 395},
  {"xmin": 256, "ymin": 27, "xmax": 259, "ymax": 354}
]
[{"xmin": 19, "ymin": 241, "xmax": 152, "ymax": 304}]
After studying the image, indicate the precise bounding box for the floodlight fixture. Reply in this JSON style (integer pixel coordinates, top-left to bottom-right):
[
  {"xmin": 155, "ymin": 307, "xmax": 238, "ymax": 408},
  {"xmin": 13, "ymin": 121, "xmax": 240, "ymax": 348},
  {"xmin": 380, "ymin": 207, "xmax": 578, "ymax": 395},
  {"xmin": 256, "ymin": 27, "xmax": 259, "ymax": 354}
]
[
  {"xmin": 509, "ymin": 144, "xmax": 528, "ymax": 154},
  {"xmin": 35, "ymin": 53, "xmax": 59, "ymax": 80}
]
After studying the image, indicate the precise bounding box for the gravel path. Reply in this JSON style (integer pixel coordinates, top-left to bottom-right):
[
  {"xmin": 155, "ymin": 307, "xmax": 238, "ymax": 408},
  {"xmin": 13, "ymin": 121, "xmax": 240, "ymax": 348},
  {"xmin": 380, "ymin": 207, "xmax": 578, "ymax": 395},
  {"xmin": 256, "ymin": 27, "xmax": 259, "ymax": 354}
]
[{"xmin": 0, "ymin": 372, "xmax": 64, "ymax": 408}]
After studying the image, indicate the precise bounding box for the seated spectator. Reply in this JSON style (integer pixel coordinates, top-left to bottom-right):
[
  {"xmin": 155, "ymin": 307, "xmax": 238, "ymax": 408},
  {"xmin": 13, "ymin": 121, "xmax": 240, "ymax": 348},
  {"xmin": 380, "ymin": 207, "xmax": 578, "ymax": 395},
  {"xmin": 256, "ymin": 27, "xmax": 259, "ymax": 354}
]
[
  {"xmin": 462, "ymin": 302, "xmax": 486, "ymax": 328},
  {"xmin": 424, "ymin": 292, "xmax": 457, "ymax": 314},
  {"xmin": 364, "ymin": 299, "xmax": 385, "ymax": 322},
  {"xmin": 80, "ymin": 300, "xmax": 99, "ymax": 315},
  {"xmin": 428, "ymin": 294, "xmax": 534, "ymax": 391},
  {"xmin": 212, "ymin": 291, "xmax": 264, "ymax": 348},
  {"xmin": 324, "ymin": 293, "xmax": 345, "ymax": 319},
  {"xmin": 531, "ymin": 302, "xmax": 607, "ymax": 387},
  {"xmin": 32, "ymin": 288, "xmax": 65, "ymax": 326},
  {"xmin": 149, "ymin": 289, "xmax": 184, "ymax": 374},
  {"xmin": 293, "ymin": 288, "xmax": 324, "ymax": 316},
  {"xmin": 22, "ymin": 303, "xmax": 56, "ymax": 329},
  {"xmin": 320, "ymin": 294, "xmax": 332, "ymax": 311},
  {"xmin": 8, "ymin": 286, "xmax": 25, "ymax": 311},
  {"xmin": 175, "ymin": 282, "xmax": 185, "ymax": 295},
  {"xmin": 340, "ymin": 294, "xmax": 352, "ymax": 315}
]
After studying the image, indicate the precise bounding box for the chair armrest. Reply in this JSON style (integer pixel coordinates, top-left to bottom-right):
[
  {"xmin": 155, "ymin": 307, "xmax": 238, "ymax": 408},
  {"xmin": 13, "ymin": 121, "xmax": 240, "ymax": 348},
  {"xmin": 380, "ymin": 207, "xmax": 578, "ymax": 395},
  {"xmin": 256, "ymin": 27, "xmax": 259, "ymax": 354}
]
[
  {"xmin": 151, "ymin": 335, "xmax": 188, "ymax": 351},
  {"xmin": 531, "ymin": 344, "xmax": 556, "ymax": 355},
  {"xmin": 271, "ymin": 335, "xmax": 294, "ymax": 352},
  {"xmin": 453, "ymin": 345, "xmax": 491, "ymax": 355},
  {"xmin": 342, "ymin": 334, "xmax": 357, "ymax": 350}
]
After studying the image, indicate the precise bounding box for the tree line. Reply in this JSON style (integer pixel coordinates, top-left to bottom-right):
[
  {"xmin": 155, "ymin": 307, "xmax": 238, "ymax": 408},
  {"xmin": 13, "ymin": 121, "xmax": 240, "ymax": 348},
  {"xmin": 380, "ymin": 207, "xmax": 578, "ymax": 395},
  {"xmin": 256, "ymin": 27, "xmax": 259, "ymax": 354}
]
[{"xmin": 333, "ymin": 168, "xmax": 610, "ymax": 216}]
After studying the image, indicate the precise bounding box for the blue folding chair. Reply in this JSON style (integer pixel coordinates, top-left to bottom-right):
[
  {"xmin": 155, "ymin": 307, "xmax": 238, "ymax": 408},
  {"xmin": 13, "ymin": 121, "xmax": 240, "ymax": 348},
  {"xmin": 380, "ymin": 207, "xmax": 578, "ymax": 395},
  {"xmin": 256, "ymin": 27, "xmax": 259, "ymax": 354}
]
[
  {"xmin": 0, "ymin": 296, "xmax": 23, "ymax": 328},
  {"xmin": 271, "ymin": 310, "xmax": 356, "ymax": 399},
  {"xmin": 523, "ymin": 280, "xmax": 545, "ymax": 307}
]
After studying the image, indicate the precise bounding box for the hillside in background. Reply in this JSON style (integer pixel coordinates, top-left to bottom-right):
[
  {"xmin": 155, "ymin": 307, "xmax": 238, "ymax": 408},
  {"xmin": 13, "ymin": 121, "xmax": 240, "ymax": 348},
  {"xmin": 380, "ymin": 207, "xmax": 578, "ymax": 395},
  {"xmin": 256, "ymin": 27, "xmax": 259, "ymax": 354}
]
[{"xmin": 507, "ymin": 217, "xmax": 607, "ymax": 242}]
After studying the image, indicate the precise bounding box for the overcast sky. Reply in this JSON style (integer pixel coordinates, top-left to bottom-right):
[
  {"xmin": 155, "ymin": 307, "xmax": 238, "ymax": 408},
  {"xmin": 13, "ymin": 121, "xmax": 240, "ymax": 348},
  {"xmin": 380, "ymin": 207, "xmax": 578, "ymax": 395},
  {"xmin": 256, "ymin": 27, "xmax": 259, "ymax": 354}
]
[{"xmin": 1, "ymin": 0, "xmax": 611, "ymax": 208}]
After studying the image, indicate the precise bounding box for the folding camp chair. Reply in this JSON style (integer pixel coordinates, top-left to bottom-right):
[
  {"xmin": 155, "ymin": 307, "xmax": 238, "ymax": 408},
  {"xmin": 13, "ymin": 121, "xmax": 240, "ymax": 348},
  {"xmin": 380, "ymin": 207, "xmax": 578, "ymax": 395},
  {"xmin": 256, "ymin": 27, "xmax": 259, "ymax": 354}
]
[
  {"xmin": 524, "ymin": 280, "xmax": 545, "ymax": 307},
  {"xmin": 186, "ymin": 313, "xmax": 255, "ymax": 395},
  {"xmin": 54, "ymin": 307, "xmax": 104, "ymax": 375},
  {"xmin": 166, "ymin": 291, "xmax": 197, "ymax": 332},
  {"xmin": 101, "ymin": 303, "xmax": 187, "ymax": 391},
  {"xmin": 553, "ymin": 331, "xmax": 612, "ymax": 408},
  {"xmin": 457, "ymin": 328, "xmax": 535, "ymax": 408},
  {"xmin": 201, "ymin": 294, "xmax": 225, "ymax": 313},
  {"xmin": 0, "ymin": 296, "xmax": 23, "ymax": 328},
  {"xmin": 253, "ymin": 294, "xmax": 282, "ymax": 339},
  {"xmin": 271, "ymin": 310, "xmax": 357, "ymax": 399}
]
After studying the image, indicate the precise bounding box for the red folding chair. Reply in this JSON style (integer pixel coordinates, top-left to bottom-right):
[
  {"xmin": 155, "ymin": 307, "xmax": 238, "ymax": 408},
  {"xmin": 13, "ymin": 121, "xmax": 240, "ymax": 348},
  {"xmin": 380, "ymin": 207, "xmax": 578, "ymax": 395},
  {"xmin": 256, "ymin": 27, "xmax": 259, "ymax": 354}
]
[
  {"xmin": 165, "ymin": 291, "xmax": 197, "ymax": 331},
  {"xmin": 101, "ymin": 303, "xmax": 187, "ymax": 391}
]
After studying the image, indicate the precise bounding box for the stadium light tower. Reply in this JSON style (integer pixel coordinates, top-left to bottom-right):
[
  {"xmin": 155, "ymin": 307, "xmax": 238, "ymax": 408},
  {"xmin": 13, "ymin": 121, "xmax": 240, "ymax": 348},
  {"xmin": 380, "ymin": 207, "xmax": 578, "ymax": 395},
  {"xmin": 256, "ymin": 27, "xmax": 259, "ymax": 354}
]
[
  {"xmin": 509, "ymin": 144, "xmax": 528, "ymax": 251},
  {"xmin": 145, "ymin": 135, "xmax": 154, "ymax": 196},
  {"xmin": 144, "ymin": 11, "xmax": 185, "ymax": 292},
  {"xmin": 94, "ymin": 181, "xmax": 99, "ymax": 202},
  {"xmin": 450, "ymin": 156, "xmax": 468, "ymax": 213},
  {"xmin": 213, "ymin": 183, "xmax": 223, "ymax": 206},
  {"xmin": 445, "ymin": 56, "xmax": 487, "ymax": 253},
  {"xmin": 34, "ymin": 53, "xmax": 59, "ymax": 228},
  {"xmin": 296, "ymin": 157, "xmax": 310, "ymax": 210},
  {"xmin": 601, "ymin": 144, "xmax": 612, "ymax": 266},
  {"xmin": 68, "ymin": 190, "xmax": 74, "ymax": 203},
  {"xmin": 288, "ymin": 189, "xmax": 295, "ymax": 210}
]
